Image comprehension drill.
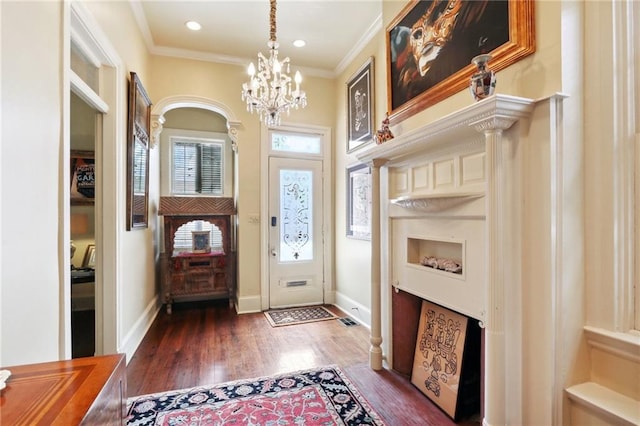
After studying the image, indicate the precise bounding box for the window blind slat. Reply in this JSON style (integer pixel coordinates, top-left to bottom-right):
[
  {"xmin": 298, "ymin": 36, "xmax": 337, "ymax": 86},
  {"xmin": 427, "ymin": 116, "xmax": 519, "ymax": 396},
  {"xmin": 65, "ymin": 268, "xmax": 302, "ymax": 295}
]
[{"xmin": 172, "ymin": 139, "xmax": 224, "ymax": 195}]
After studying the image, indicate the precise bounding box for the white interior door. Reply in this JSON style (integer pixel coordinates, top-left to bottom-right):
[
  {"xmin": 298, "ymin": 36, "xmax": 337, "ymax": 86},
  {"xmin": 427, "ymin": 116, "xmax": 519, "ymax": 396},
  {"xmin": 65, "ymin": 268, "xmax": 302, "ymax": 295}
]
[{"xmin": 269, "ymin": 157, "xmax": 324, "ymax": 308}]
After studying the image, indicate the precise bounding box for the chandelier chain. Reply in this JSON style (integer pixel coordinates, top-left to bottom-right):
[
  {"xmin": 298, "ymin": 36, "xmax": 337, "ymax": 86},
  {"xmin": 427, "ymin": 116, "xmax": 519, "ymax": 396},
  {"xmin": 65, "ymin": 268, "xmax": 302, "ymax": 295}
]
[{"xmin": 270, "ymin": 0, "xmax": 277, "ymax": 42}]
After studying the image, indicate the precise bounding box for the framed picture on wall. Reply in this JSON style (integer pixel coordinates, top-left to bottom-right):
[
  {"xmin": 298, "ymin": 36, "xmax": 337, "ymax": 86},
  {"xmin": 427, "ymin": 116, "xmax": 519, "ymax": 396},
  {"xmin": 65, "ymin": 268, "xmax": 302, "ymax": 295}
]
[
  {"xmin": 70, "ymin": 150, "xmax": 95, "ymax": 205},
  {"xmin": 386, "ymin": 0, "xmax": 535, "ymax": 124},
  {"xmin": 346, "ymin": 163, "xmax": 372, "ymax": 240},
  {"xmin": 191, "ymin": 231, "xmax": 211, "ymax": 254},
  {"xmin": 126, "ymin": 72, "xmax": 152, "ymax": 231},
  {"xmin": 82, "ymin": 244, "xmax": 96, "ymax": 269},
  {"xmin": 347, "ymin": 57, "xmax": 374, "ymax": 153}
]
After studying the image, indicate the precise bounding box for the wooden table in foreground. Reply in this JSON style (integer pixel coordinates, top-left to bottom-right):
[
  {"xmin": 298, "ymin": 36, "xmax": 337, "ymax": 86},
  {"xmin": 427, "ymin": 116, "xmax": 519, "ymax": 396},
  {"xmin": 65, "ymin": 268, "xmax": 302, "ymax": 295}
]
[{"xmin": 0, "ymin": 354, "xmax": 126, "ymax": 425}]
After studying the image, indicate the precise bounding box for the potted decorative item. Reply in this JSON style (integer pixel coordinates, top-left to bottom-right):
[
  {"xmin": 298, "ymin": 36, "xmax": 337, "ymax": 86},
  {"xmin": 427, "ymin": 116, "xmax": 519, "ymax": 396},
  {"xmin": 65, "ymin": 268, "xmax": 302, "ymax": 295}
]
[
  {"xmin": 469, "ymin": 54, "xmax": 496, "ymax": 101},
  {"xmin": 374, "ymin": 112, "xmax": 394, "ymax": 145}
]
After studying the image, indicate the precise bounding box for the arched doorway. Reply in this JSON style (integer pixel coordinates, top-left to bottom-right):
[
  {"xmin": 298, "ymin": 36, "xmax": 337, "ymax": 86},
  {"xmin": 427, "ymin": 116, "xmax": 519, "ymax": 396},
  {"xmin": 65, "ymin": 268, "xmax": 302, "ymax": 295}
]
[{"xmin": 150, "ymin": 96, "xmax": 241, "ymax": 309}]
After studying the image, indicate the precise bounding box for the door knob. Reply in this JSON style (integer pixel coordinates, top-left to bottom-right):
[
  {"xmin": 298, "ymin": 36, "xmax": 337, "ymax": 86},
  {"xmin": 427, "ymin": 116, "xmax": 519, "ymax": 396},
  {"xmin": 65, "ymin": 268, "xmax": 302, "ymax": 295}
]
[{"xmin": 270, "ymin": 248, "xmax": 277, "ymax": 257}]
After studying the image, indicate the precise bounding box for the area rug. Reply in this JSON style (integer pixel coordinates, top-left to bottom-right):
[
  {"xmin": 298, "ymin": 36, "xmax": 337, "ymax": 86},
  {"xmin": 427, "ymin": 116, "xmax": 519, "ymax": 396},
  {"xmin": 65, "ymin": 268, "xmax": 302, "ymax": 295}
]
[
  {"xmin": 126, "ymin": 365, "xmax": 386, "ymax": 425},
  {"xmin": 264, "ymin": 305, "xmax": 338, "ymax": 327}
]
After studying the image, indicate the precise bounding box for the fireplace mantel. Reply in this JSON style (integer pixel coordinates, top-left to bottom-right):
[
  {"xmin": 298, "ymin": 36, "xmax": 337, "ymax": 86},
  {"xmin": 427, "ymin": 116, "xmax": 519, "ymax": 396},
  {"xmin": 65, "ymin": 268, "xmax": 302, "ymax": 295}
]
[
  {"xmin": 355, "ymin": 93, "xmax": 557, "ymax": 426},
  {"xmin": 355, "ymin": 94, "xmax": 534, "ymax": 166}
]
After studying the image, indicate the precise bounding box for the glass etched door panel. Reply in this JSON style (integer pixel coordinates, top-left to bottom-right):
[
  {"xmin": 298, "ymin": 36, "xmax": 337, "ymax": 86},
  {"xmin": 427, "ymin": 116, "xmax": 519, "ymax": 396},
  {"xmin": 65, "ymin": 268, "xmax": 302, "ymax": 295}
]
[
  {"xmin": 271, "ymin": 132, "xmax": 321, "ymax": 154},
  {"xmin": 279, "ymin": 169, "xmax": 313, "ymax": 261},
  {"xmin": 269, "ymin": 157, "xmax": 323, "ymax": 308}
]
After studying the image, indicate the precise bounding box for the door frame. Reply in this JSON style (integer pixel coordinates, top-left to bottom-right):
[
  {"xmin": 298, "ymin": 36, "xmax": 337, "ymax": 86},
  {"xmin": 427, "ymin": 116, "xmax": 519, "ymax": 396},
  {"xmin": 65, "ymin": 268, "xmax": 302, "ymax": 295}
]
[
  {"xmin": 67, "ymin": 2, "xmax": 122, "ymax": 357},
  {"xmin": 260, "ymin": 123, "xmax": 333, "ymax": 311}
]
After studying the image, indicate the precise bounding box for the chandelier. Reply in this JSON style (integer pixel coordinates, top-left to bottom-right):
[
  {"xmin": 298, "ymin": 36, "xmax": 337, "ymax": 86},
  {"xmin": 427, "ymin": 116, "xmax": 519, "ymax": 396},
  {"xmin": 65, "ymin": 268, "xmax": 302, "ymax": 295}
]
[{"xmin": 241, "ymin": 0, "xmax": 307, "ymax": 126}]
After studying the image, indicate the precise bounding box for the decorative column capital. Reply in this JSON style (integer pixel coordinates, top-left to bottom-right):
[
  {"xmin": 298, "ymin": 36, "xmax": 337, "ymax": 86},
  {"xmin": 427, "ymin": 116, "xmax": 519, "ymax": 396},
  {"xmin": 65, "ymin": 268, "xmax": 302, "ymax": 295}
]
[
  {"xmin": 471, "ymin": 116, "xmax": 517, "ymax": 134},
  {"xmin": 368, "ymin": 158, "xmax": 388, "ymax": 169},
  {"xmin": 150, "ymin": 114, "xmax": 166, "ymax": 149},
  {"xmin": 227, "ymin": 120, "xmax": 241, "ymax": 152}
]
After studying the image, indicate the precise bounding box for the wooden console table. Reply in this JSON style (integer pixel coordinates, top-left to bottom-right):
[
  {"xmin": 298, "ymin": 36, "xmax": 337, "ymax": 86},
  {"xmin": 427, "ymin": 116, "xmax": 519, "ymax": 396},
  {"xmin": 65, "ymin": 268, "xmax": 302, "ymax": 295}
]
[
  {"xmin": 159, "ymin": 197, "xmax": 236, "ymax": 314},
  {"xmin": 0, "ymin": 354, "xmax": 126, "ymax": 425}
]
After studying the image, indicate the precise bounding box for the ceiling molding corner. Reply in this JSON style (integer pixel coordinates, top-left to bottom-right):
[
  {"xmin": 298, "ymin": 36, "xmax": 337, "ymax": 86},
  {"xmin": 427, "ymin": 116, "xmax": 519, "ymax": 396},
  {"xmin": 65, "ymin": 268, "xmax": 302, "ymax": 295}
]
[
  {"xmin": 129, "ymin": 0, "xmax": 156, "ymax": 54},
  {"xmin": 334, "ymin": 13, "xmax": 383, "ymax": 76}
]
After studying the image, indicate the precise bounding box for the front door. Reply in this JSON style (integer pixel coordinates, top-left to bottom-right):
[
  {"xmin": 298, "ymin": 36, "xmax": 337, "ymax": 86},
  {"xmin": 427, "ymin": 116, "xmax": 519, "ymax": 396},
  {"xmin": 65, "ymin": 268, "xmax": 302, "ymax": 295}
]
[{"xmin": 268, "ymin": 157, "xmax": 324, "ymax": 308}]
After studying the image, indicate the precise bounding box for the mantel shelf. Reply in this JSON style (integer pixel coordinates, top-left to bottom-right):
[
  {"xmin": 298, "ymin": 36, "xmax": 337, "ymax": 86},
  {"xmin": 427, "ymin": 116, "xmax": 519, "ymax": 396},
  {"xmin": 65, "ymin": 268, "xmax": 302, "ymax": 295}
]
[
  {"xmin": 390, "ymin": 192, "xmax": 484, "ymax": 212},
  {"xmin": 355, "ymin": 94, "xmax": 535, "ymax": 166}
]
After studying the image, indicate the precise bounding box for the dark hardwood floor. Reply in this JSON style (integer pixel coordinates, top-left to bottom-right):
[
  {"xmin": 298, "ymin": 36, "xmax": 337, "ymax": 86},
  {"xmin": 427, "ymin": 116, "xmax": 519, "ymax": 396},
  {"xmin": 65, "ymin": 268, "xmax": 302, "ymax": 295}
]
[{"xmin": 126, "ymin": 299, "xmax": 480, "ymax": 425}]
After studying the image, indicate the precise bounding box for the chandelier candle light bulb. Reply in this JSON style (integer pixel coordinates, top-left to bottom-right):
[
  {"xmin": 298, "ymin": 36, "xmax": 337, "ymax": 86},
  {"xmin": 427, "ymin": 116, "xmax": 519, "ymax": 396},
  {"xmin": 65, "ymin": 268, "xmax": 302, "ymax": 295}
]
[{"xmin": 241, "ymin": 0, "xmax": 307, "ymax": 126}]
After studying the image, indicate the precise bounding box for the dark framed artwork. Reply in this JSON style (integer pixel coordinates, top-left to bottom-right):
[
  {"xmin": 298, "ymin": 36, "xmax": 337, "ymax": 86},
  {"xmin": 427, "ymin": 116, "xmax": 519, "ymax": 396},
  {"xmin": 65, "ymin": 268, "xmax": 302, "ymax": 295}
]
[
  {"xmin": 346, "ymin": 163, "xmax": 371, "ymax": 240},
  {"xmin": 82, "ymin": 244, "xmax": 96, "ymax": 268},
  {"xmin": 70, "ymin": 150, "xmax": 95, "ymax": 205},
  {"xmin": 191, "ymin": 231, "xmax": 211, "ymax": 254},
  {"xmin": 386, "ymin": 0, "xmax": 535, "ymax": 124},
  {"xmin": 347, "ymin": 57, "xmax": 374, "ymax": 153},
  {"xmin": 126, "ymin": 72, "xmax": 152, "ymax": 230}
]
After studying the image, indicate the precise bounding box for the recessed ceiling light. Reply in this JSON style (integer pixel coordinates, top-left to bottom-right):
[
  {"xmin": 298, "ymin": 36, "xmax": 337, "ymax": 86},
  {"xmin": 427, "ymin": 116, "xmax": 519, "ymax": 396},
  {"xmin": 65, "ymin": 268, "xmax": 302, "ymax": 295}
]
[
  {"xmin": 293, "ymin": 40, "xmax": 306, "ymax": 48},
  {"xmin": 185, "ymin": 21, "xmax": 201, "ymax": 31}
]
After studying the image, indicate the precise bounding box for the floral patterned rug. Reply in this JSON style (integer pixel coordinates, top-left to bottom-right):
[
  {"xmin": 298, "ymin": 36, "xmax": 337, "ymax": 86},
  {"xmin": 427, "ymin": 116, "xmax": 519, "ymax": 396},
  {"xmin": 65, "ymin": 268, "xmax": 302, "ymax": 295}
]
[{"xmin": 126, "ymin": 365, "xmax": 386, "ymax": 425}]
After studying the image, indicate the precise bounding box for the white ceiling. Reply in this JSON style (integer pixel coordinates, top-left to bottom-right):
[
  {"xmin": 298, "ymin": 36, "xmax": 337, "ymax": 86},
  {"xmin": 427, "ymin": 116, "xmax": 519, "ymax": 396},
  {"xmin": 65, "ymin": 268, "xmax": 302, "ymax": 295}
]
[{"xmin": 130, "ymin": 0, "xmax": 383, "ymax": 78}]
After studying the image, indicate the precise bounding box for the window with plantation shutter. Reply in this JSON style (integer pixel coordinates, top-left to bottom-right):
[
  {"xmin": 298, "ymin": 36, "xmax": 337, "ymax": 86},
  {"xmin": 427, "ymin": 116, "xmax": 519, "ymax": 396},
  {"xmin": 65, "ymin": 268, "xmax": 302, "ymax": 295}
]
[{"xmin": 172, "ymin": 138, "xmax": 224, "ymax": 195}]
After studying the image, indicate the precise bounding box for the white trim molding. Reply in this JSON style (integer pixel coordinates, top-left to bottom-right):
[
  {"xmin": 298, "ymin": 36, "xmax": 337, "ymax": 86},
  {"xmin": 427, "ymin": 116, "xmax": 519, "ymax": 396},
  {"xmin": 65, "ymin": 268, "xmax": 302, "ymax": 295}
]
[{"xmin": 151, "ymin": 95, "xmax": 242, "ymax": 149}]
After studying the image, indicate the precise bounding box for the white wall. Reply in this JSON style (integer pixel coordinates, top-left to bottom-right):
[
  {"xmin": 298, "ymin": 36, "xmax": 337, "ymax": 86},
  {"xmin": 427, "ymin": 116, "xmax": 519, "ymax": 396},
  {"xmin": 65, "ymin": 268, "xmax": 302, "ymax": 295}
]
[
  {"xmin": 0, "ymin": 0, "xmax": 159, "ymax": 365},
  {"xmin": 1, "ymin": 1, "xmax": 65, "ymax": 364}
]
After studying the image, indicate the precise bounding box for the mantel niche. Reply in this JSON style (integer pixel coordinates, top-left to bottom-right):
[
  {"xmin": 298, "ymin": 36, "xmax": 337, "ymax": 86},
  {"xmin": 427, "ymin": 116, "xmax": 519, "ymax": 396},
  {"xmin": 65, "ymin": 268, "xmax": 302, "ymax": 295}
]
[{"xmin": 353, "ymin": 94, "xmax": 566, "ymax": 426}]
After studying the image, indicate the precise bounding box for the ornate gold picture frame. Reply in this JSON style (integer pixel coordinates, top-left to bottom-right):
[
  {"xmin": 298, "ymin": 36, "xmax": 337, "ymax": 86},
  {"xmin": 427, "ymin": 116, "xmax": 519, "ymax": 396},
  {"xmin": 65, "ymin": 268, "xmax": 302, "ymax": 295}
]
[{"xmin": 386, "ymin": 0, "xmax": 535, "ymax": 124}]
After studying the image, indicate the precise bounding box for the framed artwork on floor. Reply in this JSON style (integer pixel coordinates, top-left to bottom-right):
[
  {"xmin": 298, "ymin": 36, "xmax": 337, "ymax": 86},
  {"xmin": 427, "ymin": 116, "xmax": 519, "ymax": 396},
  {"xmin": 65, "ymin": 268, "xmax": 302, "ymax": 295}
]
[{"xmin": 411, "ymin": 300, "xmax": 481, "ymax": 421}]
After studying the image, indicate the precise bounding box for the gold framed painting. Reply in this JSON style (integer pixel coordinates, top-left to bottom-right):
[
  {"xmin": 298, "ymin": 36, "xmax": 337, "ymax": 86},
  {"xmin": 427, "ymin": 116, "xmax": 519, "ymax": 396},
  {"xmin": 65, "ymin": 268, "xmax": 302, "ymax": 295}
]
[{"xmin": 386, "ymin": 0, "xmax": 535, "ymax": 124}]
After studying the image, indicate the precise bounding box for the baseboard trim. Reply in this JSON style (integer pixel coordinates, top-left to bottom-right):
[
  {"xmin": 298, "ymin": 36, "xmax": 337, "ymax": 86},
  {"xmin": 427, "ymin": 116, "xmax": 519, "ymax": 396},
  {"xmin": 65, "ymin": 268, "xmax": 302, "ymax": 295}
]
[
  {"xmin": 236, "ymin": 295, "xmax": 262, "ymax": 314},
  {"xmin": 120, "ymin": 295, "xmax": 162, "ymax": 364},
  {"xmin": 333, "ymin": 292, "xmax": 371, "ymax": 328}
]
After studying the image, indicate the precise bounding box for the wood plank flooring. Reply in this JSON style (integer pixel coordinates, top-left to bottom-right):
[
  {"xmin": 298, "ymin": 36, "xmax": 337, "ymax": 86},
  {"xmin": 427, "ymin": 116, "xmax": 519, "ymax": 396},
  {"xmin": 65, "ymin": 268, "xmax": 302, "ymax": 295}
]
[{"xmin": 126, "ymin": 299, "xmax": 480, "ymax": 425}]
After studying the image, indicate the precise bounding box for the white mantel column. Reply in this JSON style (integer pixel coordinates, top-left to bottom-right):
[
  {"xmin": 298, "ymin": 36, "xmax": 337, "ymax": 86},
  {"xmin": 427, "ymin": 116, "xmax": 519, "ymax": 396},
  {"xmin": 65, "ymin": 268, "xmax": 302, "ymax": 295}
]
[
  {"xmin": 474, "ymin": 117, "xmax": 520, "ymax": 426},
  {"xmin": 369, "ymin": 158, "xmax": 387, "ymax": 370}
]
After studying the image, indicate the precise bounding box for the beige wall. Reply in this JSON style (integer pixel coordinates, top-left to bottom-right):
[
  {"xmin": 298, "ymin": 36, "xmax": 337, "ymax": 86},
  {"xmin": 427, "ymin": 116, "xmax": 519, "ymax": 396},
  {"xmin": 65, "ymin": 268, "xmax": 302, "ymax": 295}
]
[
  {"xmin": 148, "ymin": 55, "xmax": 336, "ymax": 311},
  {"xmin": 1, "ymin": 3, "xmax": 635, "ymax": 423},
  {"xmin": 333, "ymin": 1, "xmax": 566, "ymax": 323}
]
